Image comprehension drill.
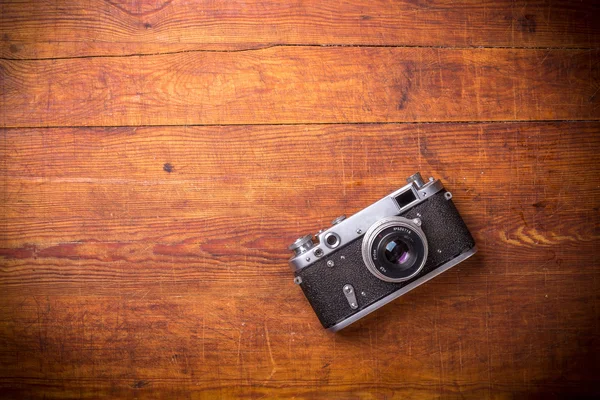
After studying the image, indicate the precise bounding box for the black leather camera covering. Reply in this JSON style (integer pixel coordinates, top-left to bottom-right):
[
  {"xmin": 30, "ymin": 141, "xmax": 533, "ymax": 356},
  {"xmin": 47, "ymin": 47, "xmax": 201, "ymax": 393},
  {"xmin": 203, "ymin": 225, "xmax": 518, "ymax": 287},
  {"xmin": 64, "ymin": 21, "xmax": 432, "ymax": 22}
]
[{"xmin": 296, "ymin": 190, "xmax": 476, "ymax": 329}]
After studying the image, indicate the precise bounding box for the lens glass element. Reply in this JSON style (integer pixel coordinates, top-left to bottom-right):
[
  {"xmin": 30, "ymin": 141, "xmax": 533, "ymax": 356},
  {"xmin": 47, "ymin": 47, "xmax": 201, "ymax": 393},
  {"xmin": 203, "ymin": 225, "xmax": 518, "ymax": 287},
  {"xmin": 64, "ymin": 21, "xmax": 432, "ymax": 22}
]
[{"xmin": 384, "ymin": 239, "xmax": 411, "ymax": 265}]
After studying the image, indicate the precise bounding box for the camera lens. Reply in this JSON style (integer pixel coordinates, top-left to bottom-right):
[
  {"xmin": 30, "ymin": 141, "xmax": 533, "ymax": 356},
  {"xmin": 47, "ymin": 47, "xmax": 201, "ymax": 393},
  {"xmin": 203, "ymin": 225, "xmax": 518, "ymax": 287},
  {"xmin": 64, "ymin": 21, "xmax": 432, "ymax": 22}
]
[{"xmin": 361, "ymin": 217, "xmax": 428, "ymax": 282}]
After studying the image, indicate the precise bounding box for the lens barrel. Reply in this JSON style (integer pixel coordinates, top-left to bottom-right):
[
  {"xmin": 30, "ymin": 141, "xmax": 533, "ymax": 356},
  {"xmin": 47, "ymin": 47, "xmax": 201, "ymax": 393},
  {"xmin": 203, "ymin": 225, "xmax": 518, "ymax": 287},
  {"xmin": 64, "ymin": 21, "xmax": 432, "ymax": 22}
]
[{"xmin": 361, "ymin": 216, "xmax": 428, "ymax": 282}]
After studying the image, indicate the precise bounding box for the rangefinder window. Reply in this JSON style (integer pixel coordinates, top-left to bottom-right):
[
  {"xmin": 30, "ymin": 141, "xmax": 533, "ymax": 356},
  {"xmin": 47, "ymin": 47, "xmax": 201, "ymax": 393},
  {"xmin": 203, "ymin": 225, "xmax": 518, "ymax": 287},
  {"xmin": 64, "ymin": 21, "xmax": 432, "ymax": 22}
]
[{"xmin": 394, "ymin": 189, "xmax": 417, "ymax": 209}]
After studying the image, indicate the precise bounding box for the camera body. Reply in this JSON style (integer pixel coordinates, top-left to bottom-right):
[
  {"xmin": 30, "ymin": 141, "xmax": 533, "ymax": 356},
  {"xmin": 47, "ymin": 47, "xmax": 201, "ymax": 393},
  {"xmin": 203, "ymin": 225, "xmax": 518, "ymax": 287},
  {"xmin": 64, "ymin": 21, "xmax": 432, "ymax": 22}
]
[{"xmin": 288, "ymin": 173, "xmax": 477, "ymax": 332}]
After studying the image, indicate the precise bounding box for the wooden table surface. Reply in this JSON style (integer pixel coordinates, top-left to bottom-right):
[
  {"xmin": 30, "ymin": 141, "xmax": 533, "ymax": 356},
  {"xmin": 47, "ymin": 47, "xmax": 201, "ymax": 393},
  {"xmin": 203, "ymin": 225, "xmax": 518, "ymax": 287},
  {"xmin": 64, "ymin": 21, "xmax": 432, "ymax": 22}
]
[{"xmin": 1, "ymin": 1, "xmax": 599, "ymax": 399}]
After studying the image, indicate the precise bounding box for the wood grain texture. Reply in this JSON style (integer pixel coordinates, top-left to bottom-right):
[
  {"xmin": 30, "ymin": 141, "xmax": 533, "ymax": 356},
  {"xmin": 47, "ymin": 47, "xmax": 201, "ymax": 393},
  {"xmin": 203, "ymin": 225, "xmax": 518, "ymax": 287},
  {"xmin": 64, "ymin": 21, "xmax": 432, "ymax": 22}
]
[
  {"xmin": 2, "ymin": 0, "xmax": 600, "ymax": 398},
  {"xmin": 2, "ymin": 47, "xmax": 599, "ymax": 127},
  {"xmin": 1, "ymin": 122, "xmax": 599, "ymax": 398},
  {"xmin": 1, "ymin": 0, "xmax": 599, "ymax": 59}
]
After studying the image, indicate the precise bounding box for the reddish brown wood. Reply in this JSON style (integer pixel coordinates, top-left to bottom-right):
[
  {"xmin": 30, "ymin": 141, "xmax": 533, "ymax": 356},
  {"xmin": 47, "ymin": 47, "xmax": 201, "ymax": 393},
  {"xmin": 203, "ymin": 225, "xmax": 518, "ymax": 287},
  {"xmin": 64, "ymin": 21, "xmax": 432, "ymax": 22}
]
[
  {"xmin": 1, "ymin": 0, "xmax": 599, "ymax": 59},
  {"xmin": 2, "ymin": 48, "xmax": 599, "ymax": 127},
  {"xmin": 1, "ymin": 0, "xmax": 599, "ymax": 398},
  {"xmin": 0, "ymin": 122, "xmax": 599, "ymax": 398}
]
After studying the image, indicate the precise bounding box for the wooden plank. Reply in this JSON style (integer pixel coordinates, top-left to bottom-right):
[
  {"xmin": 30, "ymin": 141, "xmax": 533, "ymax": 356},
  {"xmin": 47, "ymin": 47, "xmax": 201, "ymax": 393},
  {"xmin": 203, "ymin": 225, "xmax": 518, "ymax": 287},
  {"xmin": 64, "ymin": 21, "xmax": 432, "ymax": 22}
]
[
  {"xmin": 0, "ymin": 122, "xmax": 598, "ymax": 295},
  {"xmin": 0, "ymin": 237, "xmax": 597, "ymax": 294},
  {"xmin": 0, "ymin": 271, "xmax": 598, "ymax": 398},
  {"xmin": 2, "ymin": 48, "xmax": 599, "ymax": 127},
  {"xmin": 1, "ymin": 0, "xmax": 599, "ymax": 59}
]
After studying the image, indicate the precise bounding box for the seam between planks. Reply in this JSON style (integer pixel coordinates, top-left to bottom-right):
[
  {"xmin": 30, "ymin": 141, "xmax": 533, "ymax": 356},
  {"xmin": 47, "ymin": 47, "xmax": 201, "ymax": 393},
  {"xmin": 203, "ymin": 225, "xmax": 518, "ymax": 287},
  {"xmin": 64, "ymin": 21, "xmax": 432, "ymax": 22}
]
[
  {"xmin": 1, "ymin": 43, "xmax": 599, "ymax": 61},
  {"xmin": 1, "ymin": 120, "xmax": 599, "ymax": 130}
]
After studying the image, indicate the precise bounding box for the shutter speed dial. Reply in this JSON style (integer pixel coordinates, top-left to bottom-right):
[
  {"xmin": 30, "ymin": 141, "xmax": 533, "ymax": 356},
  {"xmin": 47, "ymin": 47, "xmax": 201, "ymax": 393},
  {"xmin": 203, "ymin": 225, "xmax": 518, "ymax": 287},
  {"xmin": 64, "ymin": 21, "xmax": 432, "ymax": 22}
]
[{"xmin": 288, "ymin": 234, "xmax": 315, "ymax": 256}]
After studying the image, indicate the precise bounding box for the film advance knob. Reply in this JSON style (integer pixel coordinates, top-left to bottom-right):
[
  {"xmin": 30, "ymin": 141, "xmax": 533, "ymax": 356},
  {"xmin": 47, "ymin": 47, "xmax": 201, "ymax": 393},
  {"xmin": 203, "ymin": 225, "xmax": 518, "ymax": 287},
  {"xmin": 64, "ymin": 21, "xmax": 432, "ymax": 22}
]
[{"xmin": 406, "ymin": 172, "xmax": 426, "ymax": 188}]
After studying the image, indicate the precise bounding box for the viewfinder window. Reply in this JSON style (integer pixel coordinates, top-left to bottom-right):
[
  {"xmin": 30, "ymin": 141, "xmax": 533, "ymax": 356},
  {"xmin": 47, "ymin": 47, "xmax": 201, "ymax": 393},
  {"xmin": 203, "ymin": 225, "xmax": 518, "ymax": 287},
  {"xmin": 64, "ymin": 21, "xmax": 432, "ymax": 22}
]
[{"xmin": 394, "ymin": 189, "xmax": 417, "ymax": 209}]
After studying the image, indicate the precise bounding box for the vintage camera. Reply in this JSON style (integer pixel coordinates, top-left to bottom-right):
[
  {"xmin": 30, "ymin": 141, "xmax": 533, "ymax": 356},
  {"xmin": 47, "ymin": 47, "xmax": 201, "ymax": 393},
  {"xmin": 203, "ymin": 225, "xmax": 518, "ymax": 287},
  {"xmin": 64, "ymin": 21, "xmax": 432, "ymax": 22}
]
[{"xmin": 288, "ymin": 172, "xmax": 477, "ymax": 332}]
